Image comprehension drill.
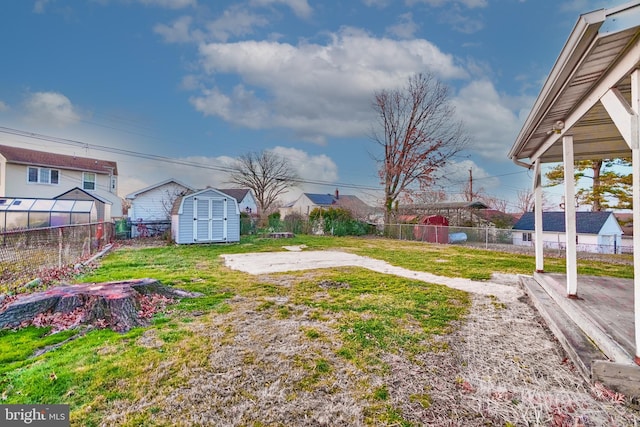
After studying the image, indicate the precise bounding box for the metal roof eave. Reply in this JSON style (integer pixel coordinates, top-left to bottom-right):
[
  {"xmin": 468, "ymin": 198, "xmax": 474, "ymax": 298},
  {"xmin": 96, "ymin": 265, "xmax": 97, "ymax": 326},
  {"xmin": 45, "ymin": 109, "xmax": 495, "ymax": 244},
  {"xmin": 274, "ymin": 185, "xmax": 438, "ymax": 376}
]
[
  {"xmin": 508, "ymin": 8, "xmax": 606, "ymax": 164},
  {"xmin": 509, "ymin": 1, "xmax": 640, "ymax": 167}
]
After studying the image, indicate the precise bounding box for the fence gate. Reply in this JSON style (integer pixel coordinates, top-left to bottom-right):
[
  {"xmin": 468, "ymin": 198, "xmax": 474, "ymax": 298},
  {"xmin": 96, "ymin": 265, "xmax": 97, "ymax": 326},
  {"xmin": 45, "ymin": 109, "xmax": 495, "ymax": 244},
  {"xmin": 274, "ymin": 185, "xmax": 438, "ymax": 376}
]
[{"xmin": 193, "ymin": 197, "xmax": 228, "ymax": 242}]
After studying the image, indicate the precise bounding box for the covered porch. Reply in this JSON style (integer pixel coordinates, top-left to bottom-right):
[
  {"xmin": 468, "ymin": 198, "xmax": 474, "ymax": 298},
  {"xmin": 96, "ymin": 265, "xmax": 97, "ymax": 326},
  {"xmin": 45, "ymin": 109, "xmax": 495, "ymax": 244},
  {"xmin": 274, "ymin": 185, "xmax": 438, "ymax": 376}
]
[
  {"xmin": 508, "ymin": 1, "xmax": 640, "ymax": 395},
  {"xmin": 522, "ymin": 273, "xmax": 638, "ymax": 395}
]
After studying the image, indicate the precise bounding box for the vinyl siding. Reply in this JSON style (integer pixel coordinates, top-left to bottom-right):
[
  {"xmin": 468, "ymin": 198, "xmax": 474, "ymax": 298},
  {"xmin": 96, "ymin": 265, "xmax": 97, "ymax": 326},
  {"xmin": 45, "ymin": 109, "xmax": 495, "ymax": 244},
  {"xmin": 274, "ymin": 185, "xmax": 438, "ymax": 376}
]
[{"xmin": 173, "ymin": 188, "xmax": 240, "ymax": 244}]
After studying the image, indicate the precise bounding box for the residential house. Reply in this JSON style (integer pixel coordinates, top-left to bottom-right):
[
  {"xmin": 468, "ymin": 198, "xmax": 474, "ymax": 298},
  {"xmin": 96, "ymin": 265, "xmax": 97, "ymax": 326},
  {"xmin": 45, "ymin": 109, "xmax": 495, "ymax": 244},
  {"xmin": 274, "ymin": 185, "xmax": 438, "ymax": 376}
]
[
  {"xmin": 280, "ymin": 189, "xmax": 373, "ymax": 220},
  {"xmin": 615, "ymin": 213, "xmax": 633, "ymax": 253},
  {"xmin": 512, "ymin": 211, "xmax": 623, "ymax": 254},
  {"xmin": 218, "ymin": 188, "xmax": 258, "ymax": 215},
  {"xmin": 0, "ymin": 144, "xmax": 122, "ymax": 219},
  {"xmin": 125, "ymin": 178, "xmax": 194, "ymax": 238}
]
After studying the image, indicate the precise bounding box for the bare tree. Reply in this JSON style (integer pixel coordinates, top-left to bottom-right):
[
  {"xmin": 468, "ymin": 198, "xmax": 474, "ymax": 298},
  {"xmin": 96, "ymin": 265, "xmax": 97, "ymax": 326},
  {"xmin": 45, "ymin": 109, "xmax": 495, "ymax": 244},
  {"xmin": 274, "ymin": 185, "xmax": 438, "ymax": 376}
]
[
  {"xmin": 372, "ymin": 73, "xmax": 470, "ymax": 224},
  {"xmin": 161, "ymin": 187, "xmax": 190, "ymax": 219},
  {"xmin": 228, "ymin": 150, "xmax": 299, "ymax": 218}
]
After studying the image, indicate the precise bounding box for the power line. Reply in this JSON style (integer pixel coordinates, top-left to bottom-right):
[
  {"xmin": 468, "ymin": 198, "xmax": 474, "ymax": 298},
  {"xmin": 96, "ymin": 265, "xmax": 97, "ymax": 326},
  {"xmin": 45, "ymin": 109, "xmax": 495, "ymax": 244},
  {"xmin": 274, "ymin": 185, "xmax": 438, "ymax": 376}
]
[
  {"xmin": 0, "ymin": 126, "xmax": 535, "ymax": 200},
  {"xmin": 0, "ymin": 126, "xmax": 383, "ymax": 191}
]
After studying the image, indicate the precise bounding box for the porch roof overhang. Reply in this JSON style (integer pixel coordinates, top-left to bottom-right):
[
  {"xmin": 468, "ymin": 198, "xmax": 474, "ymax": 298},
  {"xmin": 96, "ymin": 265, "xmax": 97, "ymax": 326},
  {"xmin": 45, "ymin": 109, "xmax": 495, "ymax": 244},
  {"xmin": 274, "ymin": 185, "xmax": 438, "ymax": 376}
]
[{"xmin": 508, "ymin": 1, "xmax": 640, "ymax": 166}]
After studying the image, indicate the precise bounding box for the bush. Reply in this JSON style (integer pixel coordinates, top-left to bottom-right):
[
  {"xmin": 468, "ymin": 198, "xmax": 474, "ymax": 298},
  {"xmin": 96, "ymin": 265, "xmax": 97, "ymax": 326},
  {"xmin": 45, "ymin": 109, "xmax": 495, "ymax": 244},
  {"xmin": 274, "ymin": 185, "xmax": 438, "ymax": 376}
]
[
  {"xmin": 308, "ymin": 207, "xmax": 369, "ymax": 236},
  {"xmin": 282, "ymin": 213, "xmax": 306, "ymax": 234},
  {"xmin": 267, "ymin": 212, "xmax": 283, "ymax": 231}
]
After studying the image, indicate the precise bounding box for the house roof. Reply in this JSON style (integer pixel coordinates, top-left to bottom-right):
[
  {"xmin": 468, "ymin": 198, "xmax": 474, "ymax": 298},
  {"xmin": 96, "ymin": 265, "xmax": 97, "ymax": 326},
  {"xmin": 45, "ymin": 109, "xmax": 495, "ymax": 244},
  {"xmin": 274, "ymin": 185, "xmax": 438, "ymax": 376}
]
[
  {"xmin": 0, "ymin": 144, "xmax": 118, "ymax": 175},
  {"xmin": 302, "ymin": 193, "xmax": 372, "ymax": 212},
  {"xmin": 305, "ymin": 193, "xmax": 337, "ymax": 206},
  {"xmin": 334, "ymin": 195, "xmax": 373, "ymax": 213},
  {"xmin": 55, "ymin": 187, "xmax": 111, "ymax": 204},
  {"xmin": 509, "ymin": 2, "xmax": 640, "ymax": 165},
  {"xmin": 125, "ymin": 178, "xmax": 194, "ymax": 199},
  {"xmin": 513, "ymin": 211, "xmax": 618, "ymax": 234},
  {"xmin": 614, "ymin": 212, "xmax": 633, "ymax": 237},
  {"xmin": 218, "ymin": 188, "xmax": 251, "ymax": 202}
]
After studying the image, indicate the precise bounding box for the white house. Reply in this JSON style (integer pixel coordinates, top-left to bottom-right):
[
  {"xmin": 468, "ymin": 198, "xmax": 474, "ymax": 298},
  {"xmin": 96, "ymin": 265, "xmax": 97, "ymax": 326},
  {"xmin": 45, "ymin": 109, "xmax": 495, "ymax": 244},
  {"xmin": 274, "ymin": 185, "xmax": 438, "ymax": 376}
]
[
  {"xmin": 125, "ymin": 179, "xmax": 194, "ymax": 238},
  {"xmin": 171, "ymin": 188, "xmax": 240, "ymax": 244},
  {"xmin": 512, "ymin": 211, "xmax": 623, "ymax": 254},
  {"xmin": 0, "ymin": 144, "xmax": 122, "ymax": 219},
  {"xmin": 125, "ymin": 178, "xmax": 195, "ymax": 237},
  {"xmin": 218, "ymin": 188, "xmax": 258, "ymax": 215},
  {"xmin": 280, "ymin": 190, "xmax": 373, "ymax": 220}
]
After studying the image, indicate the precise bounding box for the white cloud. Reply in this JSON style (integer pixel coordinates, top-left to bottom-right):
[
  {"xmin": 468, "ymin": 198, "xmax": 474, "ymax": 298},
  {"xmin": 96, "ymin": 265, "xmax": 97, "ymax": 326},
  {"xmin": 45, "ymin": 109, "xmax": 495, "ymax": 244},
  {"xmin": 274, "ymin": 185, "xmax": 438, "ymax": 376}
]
[
  {"xmin": 362, "ymin": 0, "xmax": 390, "ymax": 6},
  {"xmin": 386, "ymin": 13, "xmax": 419, "ymax": 39},
  {"xmin": 116, "ymin": 147, "xmax": 337, "ymax": 200},
  {"xmin": 117, "ymin": 154, "xmax": 236, "ymax": 196},
  {"xmin": 452, "ymin": 80, "xmax": 525, "ymax": 161},
  {"xmin": 559, "ymin": 0, "xmax": 605, "ymax": 13},
  {"xmin": 137, "ymin": 0, "xmax": 196, "ymax": 9},
  {"xmin": 408, "ymin": 0, "xmax": 488, "ymax": 8},
  {"xmin": 23, "ymin": 92, "xmax": 82, "ymax": 128},
  {"xmin": 441, "ymin": 159, "xmax": 500, "ymax": 196},
  {"xmin": 440, "ymin": 8, "xmax": 484, "ymax": 34},
  {"xmin": 190, "ymin": 28, "xmax": 467, "ymax": 143},
  {"xmin": 270, "ymin": 146, "xmax": 339, "ymax": 182},
  {"xmin": 154, "ymin": 16, "xmax": 194, "ymax": 43},
  {"xmin": 205, "ymin": 5, "xmax": 270, "ymax": 42},
  {"xmin": 250, "ymin": 0, "xmax": 313, "ymax": 19},
  {"xmin": 33, "ymin": 0, "xmax": 51, "ymax": 14},
  {"xmin": 0, "ymin": 101, "xmax": 9, "ymax": 112}
]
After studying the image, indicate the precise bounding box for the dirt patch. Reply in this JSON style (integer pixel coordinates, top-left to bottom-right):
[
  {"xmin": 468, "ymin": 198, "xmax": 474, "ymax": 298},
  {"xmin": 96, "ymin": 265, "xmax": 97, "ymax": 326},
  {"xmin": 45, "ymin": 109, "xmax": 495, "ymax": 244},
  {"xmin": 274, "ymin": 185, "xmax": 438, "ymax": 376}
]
[
  {"xmin": 105, "ymin": 290, "xmax": 639, "ymax": 426},
  {"xmin": 101, "ymin": 251, "xmax": 639, "ymax": 425}
]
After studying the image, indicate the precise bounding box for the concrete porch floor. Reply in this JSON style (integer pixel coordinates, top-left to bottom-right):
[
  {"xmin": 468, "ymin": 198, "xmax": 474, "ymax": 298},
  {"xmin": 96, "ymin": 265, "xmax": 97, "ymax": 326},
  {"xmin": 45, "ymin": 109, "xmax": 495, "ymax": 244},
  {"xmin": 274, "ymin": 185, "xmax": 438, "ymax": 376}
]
[{"xmin": 521, "ymin": 272, "xmax": 640, "ymax": 397}]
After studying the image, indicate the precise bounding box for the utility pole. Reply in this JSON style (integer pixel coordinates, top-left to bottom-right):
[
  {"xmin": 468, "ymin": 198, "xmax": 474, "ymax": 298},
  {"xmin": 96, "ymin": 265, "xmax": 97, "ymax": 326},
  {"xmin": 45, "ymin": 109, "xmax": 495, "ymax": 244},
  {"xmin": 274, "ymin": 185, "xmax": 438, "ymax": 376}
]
[{"xmin": 468, "ymin": 168, "xmax": 473, "ymax": 202}]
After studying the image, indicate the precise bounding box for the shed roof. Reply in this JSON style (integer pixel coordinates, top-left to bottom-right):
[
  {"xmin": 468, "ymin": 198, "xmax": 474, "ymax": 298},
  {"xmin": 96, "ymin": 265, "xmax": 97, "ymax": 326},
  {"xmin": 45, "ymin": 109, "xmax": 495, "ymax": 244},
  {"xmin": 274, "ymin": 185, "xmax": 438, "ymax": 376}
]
[
  {"xmin": 513, "ymin": 211, "xmax": 618, "ymax": 234},
  {"xmin": 399, "ymin": 201, "xmax": 488, "ymax": 211},
  {"xmin": 508, "ymin": 2, "xmax": 640, "ymax": 165},
  {"xmin": 0, "ymin": 144, "xmax": 118, "ymax": 175},
  {"xmin": 125, "ymin": 178, "xmax": 194, "ymax": 199}
]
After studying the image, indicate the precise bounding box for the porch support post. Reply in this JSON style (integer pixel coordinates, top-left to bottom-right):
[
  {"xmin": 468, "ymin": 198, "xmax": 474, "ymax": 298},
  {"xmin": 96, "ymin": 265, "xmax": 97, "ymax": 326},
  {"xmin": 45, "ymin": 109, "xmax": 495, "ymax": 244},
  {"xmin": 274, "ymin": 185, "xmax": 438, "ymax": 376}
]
[
  {"xmin": 631, "ymin": 69, "xmax": 640, "ymax": 364},
  {"xmin": 603, "ymin": 69, "xmax": 640, "ymax": 363},
  {"xmin": 633, "ymin": 145, "xmax": 640, "ymax": 364},
  {"xmin": 533, "ymin": 159, "xmax": 544, "ymax": 272},
  {"xmin": 562, "ymin": 135, "xmax": 578, "ymax": 297}
]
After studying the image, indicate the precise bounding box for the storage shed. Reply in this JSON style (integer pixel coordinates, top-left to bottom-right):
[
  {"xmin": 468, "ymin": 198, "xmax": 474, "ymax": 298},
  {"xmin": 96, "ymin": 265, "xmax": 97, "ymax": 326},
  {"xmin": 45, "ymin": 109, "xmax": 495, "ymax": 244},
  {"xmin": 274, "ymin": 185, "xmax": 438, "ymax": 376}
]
[
  {"xmin": 171, "ymin": 188, "xmax": 240, "ymax": 244},
  {"xmin": 413, "ymin": 215, "xmax": 449, "ymax": 243}
]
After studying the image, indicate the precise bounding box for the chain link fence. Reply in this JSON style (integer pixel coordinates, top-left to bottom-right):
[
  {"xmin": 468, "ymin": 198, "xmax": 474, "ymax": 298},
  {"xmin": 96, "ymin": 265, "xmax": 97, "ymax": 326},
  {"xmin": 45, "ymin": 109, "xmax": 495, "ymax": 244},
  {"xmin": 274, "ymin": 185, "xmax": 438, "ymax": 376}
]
[
  {"xmin": 384, "ymin": 223, "xmax": 632, "ymax": 257},
  {"xmin": 0, "ymin": 222, "xmax": 114, "ymax": 293}
]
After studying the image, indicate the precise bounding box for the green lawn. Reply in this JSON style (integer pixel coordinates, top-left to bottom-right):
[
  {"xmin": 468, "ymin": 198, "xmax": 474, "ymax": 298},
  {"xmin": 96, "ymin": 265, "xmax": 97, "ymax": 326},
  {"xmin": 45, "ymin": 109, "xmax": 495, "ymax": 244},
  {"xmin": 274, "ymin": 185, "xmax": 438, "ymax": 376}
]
[{"xmin": 0, "ymin": 236, "xmax": 632, "ymax": 425}]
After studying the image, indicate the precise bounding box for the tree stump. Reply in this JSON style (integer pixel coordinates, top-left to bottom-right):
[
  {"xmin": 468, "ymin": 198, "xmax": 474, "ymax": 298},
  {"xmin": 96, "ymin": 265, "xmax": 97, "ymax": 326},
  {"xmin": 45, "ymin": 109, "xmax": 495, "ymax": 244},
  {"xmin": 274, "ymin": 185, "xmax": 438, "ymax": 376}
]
[{"xmin": 0, "ymin": 278, "xmax": 201, "ymax": 332}]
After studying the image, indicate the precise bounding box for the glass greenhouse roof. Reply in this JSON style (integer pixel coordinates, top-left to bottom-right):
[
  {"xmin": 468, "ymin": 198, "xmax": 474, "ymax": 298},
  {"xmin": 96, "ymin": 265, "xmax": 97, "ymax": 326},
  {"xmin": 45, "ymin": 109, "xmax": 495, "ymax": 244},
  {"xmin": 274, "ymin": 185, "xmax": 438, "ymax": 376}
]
[{"xmin": 0, "ymin": 198, "xmax": 95, "ymax": 213}]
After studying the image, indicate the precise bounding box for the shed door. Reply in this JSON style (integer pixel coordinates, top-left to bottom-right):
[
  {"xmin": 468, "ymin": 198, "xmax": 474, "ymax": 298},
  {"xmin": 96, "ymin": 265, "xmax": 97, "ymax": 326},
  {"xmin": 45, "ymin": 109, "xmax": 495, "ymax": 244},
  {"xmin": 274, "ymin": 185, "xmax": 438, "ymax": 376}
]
[{"xmin": 192, "ymin": 197, "xmax": 228, "ymax": 242}]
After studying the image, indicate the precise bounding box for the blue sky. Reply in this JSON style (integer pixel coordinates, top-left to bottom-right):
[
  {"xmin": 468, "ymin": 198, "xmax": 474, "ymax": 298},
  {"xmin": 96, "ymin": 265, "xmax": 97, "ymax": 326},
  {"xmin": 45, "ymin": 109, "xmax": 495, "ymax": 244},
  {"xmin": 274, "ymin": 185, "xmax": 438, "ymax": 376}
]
[{"xmin": 0, "ymin": 0, "xmax": 617, "ymax": 211}]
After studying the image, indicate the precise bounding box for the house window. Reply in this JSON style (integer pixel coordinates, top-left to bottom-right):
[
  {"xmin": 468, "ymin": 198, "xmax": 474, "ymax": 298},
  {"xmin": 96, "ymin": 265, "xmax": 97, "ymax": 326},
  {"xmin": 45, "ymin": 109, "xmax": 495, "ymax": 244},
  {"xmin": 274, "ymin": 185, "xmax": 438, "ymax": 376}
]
[
  {"xmin": 83, "ymin": 172, "xmax": 96, "ymax": 191},
  {"xmin": 523, "ymin": 232, "xmax": 532, "ymax": 242},
  {"xmin": 27, "ymin": 167, "xmax": 59, "ymax": 185}
]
